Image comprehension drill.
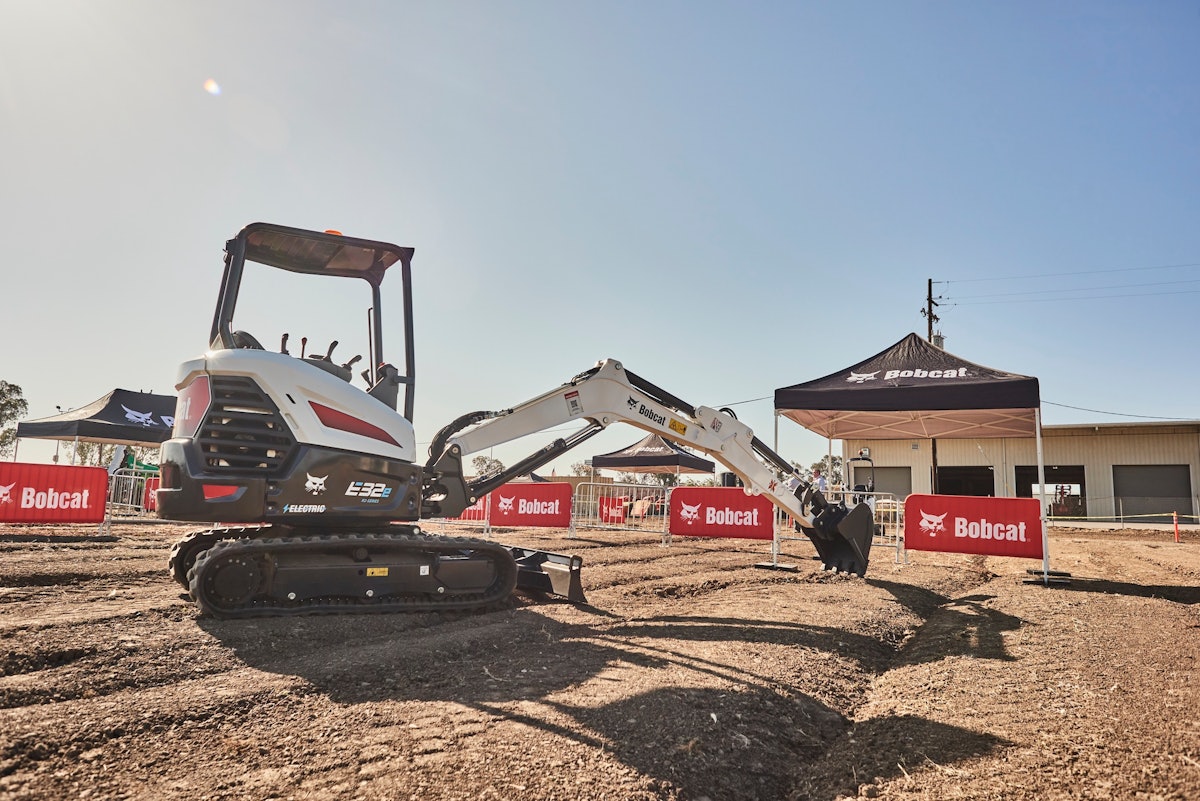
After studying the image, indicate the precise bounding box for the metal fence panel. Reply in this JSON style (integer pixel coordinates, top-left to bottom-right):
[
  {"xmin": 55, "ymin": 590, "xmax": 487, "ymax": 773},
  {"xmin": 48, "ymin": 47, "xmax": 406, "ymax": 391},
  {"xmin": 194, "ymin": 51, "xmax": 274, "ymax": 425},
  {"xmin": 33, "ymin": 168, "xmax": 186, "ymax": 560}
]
[{"xmin": 572, "ymin": 482, "xmax": 671, "ymax": 544}]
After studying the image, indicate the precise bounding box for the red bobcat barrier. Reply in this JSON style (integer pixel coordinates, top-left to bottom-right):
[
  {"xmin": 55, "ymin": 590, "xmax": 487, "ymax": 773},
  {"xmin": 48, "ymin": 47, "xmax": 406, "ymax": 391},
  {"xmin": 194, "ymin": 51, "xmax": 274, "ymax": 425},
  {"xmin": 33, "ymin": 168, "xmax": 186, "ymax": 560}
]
[
  {"xmin": 597, "ymin": 495, "xmax": 627, "ymax": 524},
  {"xmin": 458, "ymin": 482, "xmax": 572, "ymax": 529},
  {"xmin": 457, "ymin": 495, "xmax": 489, "ymax": 521},
  {"xmin": 668, "ymin": 487, "xmax": 774, "ymax": 540},
  {"xmin": 904, "ymin": 493, "xmax": 1043, "ymax": 559},
  {"xmin": 143, "ymin": 477, "xmax": 161, "ymax": 512},
  {"xmin": 0, "ymin": 463, "xmax": 108, "ymax": 524}
]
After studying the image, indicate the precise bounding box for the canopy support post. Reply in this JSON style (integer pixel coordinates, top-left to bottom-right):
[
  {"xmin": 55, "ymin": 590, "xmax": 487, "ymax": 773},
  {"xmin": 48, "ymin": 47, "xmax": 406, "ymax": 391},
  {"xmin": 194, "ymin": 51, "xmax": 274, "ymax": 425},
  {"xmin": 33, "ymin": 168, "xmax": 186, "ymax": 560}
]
[{"xmin": 1026, "ymin": 406, "xmax": 1070, "ymax": 586}]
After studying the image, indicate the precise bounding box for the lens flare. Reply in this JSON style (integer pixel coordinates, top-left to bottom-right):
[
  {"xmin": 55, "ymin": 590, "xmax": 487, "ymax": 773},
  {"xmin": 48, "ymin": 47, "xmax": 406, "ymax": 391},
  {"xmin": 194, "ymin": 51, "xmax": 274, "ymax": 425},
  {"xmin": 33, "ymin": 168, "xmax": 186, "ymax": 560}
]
[{"xmin": 203, "ymin": 79, "xmax": 221, "ymax": 96}]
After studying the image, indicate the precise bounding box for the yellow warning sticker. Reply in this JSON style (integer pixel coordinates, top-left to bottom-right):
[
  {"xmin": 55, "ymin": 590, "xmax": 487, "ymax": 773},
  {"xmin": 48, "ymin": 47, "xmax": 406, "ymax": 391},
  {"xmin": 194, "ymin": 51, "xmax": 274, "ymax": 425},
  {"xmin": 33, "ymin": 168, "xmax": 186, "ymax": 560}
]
[
  {"xmin": 669, "ymin": 418, "xmax": 688, "ymax": 436},
  {"xmin": 366, "ymin": 567, "xmax": 389, "ymax": 577}
]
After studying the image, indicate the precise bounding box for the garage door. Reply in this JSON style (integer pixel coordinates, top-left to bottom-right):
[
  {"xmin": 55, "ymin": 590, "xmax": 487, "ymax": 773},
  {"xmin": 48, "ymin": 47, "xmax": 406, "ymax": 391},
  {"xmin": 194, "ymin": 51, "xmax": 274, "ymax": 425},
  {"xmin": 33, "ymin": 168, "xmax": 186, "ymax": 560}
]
[{"xmin": 1112, "ymin": 465, "xmax": 1194, "ymax": 523}]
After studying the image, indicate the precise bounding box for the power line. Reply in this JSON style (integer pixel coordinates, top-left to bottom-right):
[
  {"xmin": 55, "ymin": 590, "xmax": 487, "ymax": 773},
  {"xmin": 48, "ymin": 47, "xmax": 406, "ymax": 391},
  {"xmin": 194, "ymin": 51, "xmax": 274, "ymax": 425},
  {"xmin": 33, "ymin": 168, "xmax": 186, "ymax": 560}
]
[
  {"xmin": 949, "ymin": 276, "xmax": 1200, "ymax": 301},
  {"xmin": 946, "ymin": 287, "xmax": 1200, "ymax": 306},
  {"xmin": 716, "ymin": 395, "xmax": 772, "ymax": 407},
  {"xmin": 1042, "ymin": 400, "xmax": 1193, "ymax": 421},
  {"xmin": 943, "ymin": 260, "xmax": 1200, "ymax": 285}
]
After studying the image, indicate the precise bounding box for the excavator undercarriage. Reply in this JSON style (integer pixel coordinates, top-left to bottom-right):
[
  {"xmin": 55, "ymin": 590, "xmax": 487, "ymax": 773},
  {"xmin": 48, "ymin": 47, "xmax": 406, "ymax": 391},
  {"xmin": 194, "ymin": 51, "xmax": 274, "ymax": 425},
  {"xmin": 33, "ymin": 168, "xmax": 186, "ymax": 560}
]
[{"xmin": 168, "ymin": 525, "xmax": 584, "ymax": 617}]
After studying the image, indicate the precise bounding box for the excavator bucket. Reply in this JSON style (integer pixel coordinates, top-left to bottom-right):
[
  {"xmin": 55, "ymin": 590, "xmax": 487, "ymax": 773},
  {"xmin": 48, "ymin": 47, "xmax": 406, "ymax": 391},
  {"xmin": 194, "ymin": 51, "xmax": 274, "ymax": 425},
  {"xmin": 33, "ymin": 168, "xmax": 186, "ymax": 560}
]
[
  {"xmin": 802, "ymin": 501, "xmax": 874, "ymax": 576},
  {"xmin": 505, "ymin": 546, "xmax": 587, "ymax": 604}
]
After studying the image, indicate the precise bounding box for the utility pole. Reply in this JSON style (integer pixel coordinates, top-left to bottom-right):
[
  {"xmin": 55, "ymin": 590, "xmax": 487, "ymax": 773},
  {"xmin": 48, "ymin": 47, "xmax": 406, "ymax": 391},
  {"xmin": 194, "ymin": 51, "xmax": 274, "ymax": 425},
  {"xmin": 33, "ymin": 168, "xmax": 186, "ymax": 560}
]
[
  {"xmin": 923, "ymin": 278, "xmax": 940, "ymax": 342},
  {"xmin": 922, "ymin": 279, "xmax": 940, "ymax": 494}
]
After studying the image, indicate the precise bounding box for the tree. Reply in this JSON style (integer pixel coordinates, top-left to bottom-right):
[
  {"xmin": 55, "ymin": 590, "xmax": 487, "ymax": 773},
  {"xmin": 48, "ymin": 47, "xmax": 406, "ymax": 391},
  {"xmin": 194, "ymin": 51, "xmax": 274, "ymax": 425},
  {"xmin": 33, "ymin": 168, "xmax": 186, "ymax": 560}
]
[
  {"xmin": 471, "ymin": 454, "xmax": 504, "ymax": 478},
  {"xmin": 654, "ymin": 473, "xmax": 680, "ymax": 488},
  {"xmin": 0, "ymin": 381, "xmax": 29, "ymax": 460},
  {"xmin": 569, "ymin": 460, "xmax": 592, "ymax": 476},
  {"xmin": 616, "ymin": 472, "xmax": 663, "ymax": 486},
  {"xmin": 679, "ymin": 475, "xmax": 718, "ymax": 487}
]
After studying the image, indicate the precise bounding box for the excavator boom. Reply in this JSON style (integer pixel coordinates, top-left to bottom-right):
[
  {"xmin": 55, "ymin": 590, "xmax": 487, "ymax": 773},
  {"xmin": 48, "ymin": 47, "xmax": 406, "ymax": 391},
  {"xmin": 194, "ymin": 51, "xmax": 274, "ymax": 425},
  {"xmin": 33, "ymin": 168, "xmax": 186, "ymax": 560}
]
[{"xmin": 426, "ymin": 359, "xmax": 873, "ymax": 575}]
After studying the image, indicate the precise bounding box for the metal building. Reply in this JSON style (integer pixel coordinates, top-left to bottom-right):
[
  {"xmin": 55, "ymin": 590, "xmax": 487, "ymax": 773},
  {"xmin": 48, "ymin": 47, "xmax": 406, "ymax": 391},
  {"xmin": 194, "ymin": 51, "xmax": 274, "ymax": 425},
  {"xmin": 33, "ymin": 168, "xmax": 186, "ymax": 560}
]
[{"xmin": 840, "ymin": 420, "xmax": 1200, "ymax": 524}]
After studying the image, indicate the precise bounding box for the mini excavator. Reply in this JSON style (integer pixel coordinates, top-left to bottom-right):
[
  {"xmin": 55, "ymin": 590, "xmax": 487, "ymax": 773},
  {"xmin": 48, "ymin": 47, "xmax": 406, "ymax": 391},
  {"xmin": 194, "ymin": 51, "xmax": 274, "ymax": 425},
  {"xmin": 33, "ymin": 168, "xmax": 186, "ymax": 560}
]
[{"xmin": 157, "ymin": 223, "xmax": 873, "ymax": 618}]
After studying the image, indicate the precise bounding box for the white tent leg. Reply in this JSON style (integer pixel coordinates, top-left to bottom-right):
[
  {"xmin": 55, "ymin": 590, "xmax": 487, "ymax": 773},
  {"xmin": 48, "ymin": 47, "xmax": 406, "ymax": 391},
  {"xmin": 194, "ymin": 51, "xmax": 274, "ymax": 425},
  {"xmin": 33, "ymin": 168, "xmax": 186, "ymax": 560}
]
[
  {"xmin": 1027, "ymin": 407, "xmax": 1072, "ymax": 586},
  {"xmin": 1036, "ymin": 408, "xmax": 1049, "ymax": 583}
]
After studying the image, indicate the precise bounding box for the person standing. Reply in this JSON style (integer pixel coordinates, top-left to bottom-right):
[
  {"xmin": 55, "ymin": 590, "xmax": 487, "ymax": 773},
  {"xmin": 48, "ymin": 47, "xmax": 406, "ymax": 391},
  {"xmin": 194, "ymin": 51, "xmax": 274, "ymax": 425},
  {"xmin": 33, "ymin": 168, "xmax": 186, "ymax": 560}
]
[{"xmin": 812, "ymin": 468, "xmax": 828, "ymax": 493}]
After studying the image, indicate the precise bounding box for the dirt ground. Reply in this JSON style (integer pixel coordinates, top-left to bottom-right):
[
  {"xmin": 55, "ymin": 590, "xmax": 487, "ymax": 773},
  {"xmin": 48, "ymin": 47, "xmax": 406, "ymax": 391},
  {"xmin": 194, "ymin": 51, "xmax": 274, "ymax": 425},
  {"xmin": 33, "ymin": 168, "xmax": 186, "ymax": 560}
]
[{"xmin": 0, "ymin": 521, "xmax": 1196, "ymax": 801}]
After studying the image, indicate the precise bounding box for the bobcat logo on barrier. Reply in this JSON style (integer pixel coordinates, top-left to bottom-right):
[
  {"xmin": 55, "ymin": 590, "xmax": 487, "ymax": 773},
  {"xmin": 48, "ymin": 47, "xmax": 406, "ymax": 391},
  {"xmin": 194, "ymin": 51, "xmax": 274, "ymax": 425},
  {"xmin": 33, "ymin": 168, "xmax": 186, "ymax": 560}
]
[
  {"xmin": 122, "ymin": 405, "xmax": 158, "ymax": 426},
  {"xmin": 0, "ymin": 482, "xmax": 14, "ymax": 504},
  {"xmin": 304, "ymin": 474, "xmax": 328, "ymax": 495},
  {"xmin": 497, "ymin": 495, "xmax": 515, "ymax": 513},
  {"xmin": 919, "ymin": 510, "xmax": 948, "ymax": 535},
  {"xmin": 846, "ymin": 371, "xmax": 879, "ymax": 384},
  {"xmin": 679, "ymin": 501, "xmax": 701, "ymax": 524}
]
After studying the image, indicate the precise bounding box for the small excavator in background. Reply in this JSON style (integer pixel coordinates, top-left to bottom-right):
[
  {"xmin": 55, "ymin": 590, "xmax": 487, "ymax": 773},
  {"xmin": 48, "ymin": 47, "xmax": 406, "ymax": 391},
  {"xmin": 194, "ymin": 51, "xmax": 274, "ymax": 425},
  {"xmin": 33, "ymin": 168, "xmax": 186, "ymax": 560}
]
[{"xmin": 156, "ymin": 223, "xmax": 873, "ymax": 618}]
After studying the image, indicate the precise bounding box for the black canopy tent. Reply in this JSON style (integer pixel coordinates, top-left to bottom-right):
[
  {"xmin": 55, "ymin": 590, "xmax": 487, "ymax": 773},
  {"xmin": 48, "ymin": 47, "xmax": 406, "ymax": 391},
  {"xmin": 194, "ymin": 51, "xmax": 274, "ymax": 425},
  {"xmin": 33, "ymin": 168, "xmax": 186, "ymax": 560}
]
[
  {"xmin": 15, "ymin": 389, "xmax": 177, "ymax": 450},
  {"xmin": 774, "ymin": 333, "xmax": 1053, "ymax": 579},
  {"xmin": 774, "ymin": 333, "xmax": 1040, "ymax": 440},
  {"xmin": 591, "ymin": 433, "xmax": 715, "ymax": 476}
]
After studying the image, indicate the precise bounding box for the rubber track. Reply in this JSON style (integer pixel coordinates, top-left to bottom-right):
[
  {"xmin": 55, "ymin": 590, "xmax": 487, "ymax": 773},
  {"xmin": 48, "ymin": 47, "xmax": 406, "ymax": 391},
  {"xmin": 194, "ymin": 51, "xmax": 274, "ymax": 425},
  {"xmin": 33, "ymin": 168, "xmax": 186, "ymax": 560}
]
[
  {"xmin": 167, "ymin": 527, "xmax": 260, "ymax": 589},
  {"xmin": 186, "ymin": 532, "xmax": 518, "ymax": 619}
]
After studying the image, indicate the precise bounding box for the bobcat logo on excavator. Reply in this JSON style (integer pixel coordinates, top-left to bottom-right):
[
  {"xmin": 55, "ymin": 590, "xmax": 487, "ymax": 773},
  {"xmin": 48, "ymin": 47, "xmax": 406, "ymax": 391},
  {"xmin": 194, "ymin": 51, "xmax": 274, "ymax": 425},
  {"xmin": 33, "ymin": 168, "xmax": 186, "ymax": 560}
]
[
  {"xmin": 0, "ymin": 482, "xmax": 14, "ymax": 504},
  {"xmin": 679, "ymin": 501, "xmax": 701, "ymax": 524},
  {"xmin": 846, "ymin": 371, "xmax": 879, "ymax": 384},
  {"xmin": 626, "ymin": 396, "xmax": 638, "ymax": 411},
  {"xmin": 919, "ymin": 510, "xmax": 948, "ymax": 535},
  {"xmin": 497, "ymin": 495, "xmax": 515, "ymax": 513},
  {"xmin": 304, "ymin": 474, "xmax": 328, "ymax": 495},
  {"xmin": 122, "ymin": 405, "xmax": 158, "ymax": 426}
]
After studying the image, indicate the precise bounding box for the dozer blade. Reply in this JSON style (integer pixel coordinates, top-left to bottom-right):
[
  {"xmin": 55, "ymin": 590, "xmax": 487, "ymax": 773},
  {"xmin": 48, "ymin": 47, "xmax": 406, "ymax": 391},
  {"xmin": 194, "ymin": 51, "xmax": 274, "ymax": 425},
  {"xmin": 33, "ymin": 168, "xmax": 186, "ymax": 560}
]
[
  {"xmin": 803, "ymin": 502, "xmax": 874, "ymax": 576},
  {"xmin": 505, "ymin": 546, "xmax": 586, "ymax": 604}
]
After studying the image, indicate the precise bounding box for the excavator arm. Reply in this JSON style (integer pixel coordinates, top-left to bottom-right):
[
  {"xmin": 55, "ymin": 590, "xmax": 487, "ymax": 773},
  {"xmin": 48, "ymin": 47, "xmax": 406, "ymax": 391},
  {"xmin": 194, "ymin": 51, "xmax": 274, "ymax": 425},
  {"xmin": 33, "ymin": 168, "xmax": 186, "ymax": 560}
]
[{"xmin": 421, "ymin": 359, "xmax": 873, "ymax": 575}]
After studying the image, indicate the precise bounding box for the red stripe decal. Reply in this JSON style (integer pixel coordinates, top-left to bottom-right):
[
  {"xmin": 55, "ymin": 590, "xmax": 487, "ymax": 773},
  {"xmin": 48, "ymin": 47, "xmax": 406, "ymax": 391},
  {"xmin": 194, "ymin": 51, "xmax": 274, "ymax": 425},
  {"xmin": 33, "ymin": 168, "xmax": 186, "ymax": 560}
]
[
  {"xmin": 202, "ymin": 485, "xmax": 241, "ymax": 500},
  {"xmin": 310, "ymin": 402, "xmax": 401, "ymax": 446}
]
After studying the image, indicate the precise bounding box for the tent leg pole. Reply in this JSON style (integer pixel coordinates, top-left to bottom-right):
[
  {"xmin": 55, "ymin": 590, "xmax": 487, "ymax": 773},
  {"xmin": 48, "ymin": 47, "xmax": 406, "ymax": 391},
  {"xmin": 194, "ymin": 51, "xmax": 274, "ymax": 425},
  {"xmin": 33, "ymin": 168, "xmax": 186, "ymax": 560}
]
[{"xmin": 1036, "ymin": 407, "xmax": 1050, "ymax": 583}]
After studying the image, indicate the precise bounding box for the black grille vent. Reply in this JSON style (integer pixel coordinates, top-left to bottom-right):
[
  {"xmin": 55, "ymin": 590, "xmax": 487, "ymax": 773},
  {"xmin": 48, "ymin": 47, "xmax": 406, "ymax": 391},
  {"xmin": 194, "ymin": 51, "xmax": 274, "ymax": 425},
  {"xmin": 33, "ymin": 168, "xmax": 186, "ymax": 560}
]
[{"xmin": 196, "ymin": 376, "xmax": 295, "ymax": 474}]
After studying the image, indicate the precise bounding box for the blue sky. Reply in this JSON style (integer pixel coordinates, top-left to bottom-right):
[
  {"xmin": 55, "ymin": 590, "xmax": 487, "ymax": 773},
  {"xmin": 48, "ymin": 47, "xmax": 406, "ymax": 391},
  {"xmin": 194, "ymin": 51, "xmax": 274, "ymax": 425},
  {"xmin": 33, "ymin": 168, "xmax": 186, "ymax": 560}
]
[{"xmin": 3, "ymin": 1, "xmax": 1197, "ymax": 474}]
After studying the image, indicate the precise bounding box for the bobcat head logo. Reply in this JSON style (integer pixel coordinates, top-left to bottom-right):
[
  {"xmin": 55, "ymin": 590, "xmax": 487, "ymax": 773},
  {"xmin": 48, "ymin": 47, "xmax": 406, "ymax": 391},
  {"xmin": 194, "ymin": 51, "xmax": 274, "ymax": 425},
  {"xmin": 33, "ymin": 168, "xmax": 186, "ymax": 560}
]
[
  {"xmin": 122, "ymin": 405, "xmax": 156, "ymax": 426},
  {"xmin": 846, "ymin": 371, "xmax": 879, "ymax": 384},
  {"xmin": 626, "ymin": 396, "xmax": 639, "ymax": 411},
  {"xmin": 919, "ymin": 510, "xmax": 948, "ymax": 535},
  {"xmin": 498, "ymin": 495, "xmax": 514, "ymax": 512},
  {"xmin": 680, "ymin": 501, "xmax": 701, "ymax": 523},
  {"xmin": 0, "ymin": 482, "xmax": 14, "ymax": 504},
  {"xmin": 304, "ymin": 474, "xmax": 328, "ymax": 495}
]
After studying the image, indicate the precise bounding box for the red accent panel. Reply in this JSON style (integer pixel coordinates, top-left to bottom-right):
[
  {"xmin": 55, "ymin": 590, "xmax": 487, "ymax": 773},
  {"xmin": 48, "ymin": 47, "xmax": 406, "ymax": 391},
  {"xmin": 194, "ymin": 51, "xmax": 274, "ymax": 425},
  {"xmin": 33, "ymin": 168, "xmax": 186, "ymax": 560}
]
[
  {"xmin": 0, "ymin": 463, "xmax": 108, "ymax": 524},
  {"xmin": 903, "ymin": 494, "xmax": 1044, "ymax": 559},
  {"xmin": 310, "ymin": 402, "xmax": 400, "ymax": 447},
  {"xmin": 465, "ymin": 483, "xmax": 572, "ymax": 529},
  {"xmin": 669, "ymin": 487, "xmax": 774, "ymax": 540},
  {"xmin": 175, "ymin": 375, "xmax": 210, "ymax": 438},
  {"xmin": 202, "ymin": 484, "xmax": 241, "ymax": 500}
]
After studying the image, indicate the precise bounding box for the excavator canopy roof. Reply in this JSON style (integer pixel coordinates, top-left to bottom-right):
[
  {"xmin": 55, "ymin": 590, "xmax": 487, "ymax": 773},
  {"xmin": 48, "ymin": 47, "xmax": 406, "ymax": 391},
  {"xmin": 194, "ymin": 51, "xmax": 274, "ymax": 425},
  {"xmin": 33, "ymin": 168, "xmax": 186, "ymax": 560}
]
[{"xmin": 236, "ymin": 222, "xmax": 413, "ymax": 286}]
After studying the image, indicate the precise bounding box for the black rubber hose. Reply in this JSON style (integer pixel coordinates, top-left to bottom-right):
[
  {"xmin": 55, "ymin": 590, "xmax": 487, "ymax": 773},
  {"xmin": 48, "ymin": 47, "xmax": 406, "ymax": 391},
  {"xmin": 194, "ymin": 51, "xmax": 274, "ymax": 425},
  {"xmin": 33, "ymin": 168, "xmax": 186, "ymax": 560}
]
[{"xmin": 426, "ymin": 410, "xmax": 495, "ymax": 468}]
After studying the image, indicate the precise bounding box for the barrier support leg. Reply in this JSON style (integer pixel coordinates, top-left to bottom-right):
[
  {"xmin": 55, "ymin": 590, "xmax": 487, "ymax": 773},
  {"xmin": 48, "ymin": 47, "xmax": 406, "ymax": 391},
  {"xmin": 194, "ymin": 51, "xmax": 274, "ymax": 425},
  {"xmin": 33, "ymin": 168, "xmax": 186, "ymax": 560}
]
[{"xmin": 755, "ymin": 528, "xmax": 798, "ymax": 572}]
